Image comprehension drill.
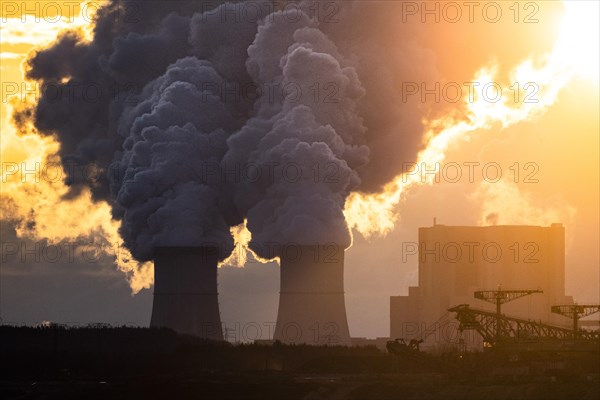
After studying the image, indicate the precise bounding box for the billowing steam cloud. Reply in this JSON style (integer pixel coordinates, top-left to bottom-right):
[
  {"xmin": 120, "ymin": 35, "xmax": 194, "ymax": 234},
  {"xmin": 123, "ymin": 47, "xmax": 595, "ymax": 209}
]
[
  {"xmin": 15, "ymin": 0, "xmax": 442, "ymax": 261},
  {"xmin": 224, "ymin": 13, "xmax": 370, "ymax": 257},
  {"xmin": 111, "ymin": 57, "xmax": 239, "ymax": 261}
]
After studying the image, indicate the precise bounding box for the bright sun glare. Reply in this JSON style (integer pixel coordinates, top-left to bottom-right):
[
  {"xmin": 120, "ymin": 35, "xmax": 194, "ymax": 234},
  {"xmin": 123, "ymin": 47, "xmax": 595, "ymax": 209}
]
[
  {"xmin": 558, "ymin": 1, "xmax": 600, "ymax": 82},
  {"xmin": 344, "ymin": 0, "xmax": 599, "ymax": 237}
]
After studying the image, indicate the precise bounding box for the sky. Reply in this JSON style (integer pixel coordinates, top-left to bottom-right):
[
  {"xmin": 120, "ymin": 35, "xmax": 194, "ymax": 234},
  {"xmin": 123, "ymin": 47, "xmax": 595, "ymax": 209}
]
[{"xmin": 0, "ymin": 0, "xmax": 598, "ymax": 339}]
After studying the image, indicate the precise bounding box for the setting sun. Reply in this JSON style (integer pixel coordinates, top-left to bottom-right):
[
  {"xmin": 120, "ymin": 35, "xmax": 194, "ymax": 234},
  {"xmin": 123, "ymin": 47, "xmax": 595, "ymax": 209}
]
[{"xmin": 557, "ymin": 0, "xmax": 600, "ymax": 82}]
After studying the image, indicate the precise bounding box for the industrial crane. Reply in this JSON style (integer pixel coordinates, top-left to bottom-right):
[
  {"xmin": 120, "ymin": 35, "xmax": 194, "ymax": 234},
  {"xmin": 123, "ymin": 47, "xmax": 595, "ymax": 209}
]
[
  {"xmin": 474, "ymin": 288, "xmax": 543, "ymax": 315},
  {"xmin": 551, "ymin": 304, "xmax": 600, "ymax": 336},
  {"xmin": 449, "ymin": 289, "xmax": 600, "ymax": 348},
  {"xmin": 448, "ymin": 303, "xmax": 599, "ymax": 344},
  {"xmin": 473, "ymin": 287, "xmax": 543, "ymax": 340}
]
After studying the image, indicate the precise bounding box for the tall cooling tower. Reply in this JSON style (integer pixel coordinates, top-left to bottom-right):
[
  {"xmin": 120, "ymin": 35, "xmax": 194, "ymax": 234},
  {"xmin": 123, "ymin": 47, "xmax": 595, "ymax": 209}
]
[
  {"xmin": 150, "ymin": 246, "xmax": 223, "ymax": 340},
  {"xmin": 274, "ymin": 244, "xmax": 351, "ymax": 346}
]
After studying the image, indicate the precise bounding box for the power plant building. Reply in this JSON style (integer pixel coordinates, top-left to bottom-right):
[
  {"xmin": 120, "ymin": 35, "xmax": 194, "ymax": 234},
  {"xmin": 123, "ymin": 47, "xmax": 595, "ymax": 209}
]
[
  {"xmin": 150, "ymin": 246, "xmax": 224, "ymax": 341},
  {"xmin": 149, "ymin": 243, "xmax": 352, "ymax": 345},
  {"xmin": 390, "ymin": 223, "xmax": 573, "ymax": 350},
  {"xmin": 274, "ymin": 244, "xmax": 352, "ymax": 346}
]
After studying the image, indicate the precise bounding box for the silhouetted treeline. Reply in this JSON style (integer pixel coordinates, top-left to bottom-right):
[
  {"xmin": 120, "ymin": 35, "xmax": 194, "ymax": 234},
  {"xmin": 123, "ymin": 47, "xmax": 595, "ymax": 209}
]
[
  {"xmin": 1, "ymin": 326, "xmax": 598, "ymax": 400},
  {"xmin": 0, "ymin": 326, "xmax": 403, "ymax": 379}
]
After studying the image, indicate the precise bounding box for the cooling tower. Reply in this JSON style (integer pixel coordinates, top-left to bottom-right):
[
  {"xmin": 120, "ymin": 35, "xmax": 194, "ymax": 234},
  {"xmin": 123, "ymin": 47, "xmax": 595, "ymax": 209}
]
[
  {"xmin": 273, "ymin": 245, "xmax": 352, "ymax": 346},
  {"xmin": 150, "ymin": 246, "xmax": 223, "ymax": 340}
]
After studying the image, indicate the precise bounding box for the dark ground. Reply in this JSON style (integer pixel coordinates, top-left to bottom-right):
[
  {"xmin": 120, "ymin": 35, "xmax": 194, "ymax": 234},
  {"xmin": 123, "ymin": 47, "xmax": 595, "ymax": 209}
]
[{"xmin": 1, "ymin": 326, "xmax": 598, "ymax": 400}]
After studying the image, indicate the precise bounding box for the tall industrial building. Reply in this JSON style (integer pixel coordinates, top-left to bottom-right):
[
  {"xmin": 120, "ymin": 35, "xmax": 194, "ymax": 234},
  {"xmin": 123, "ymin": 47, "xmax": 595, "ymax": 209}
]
[
  {"xmin": 274, "ymin": 244, "xmax": 352, "ymax": 346},
  {"xmin": 150, "ymin": 246, "xmax": 224, "ymax": 340},
  {"xmin": 390, "ymin": 223, "xmax": 573, "ymax": 350}
]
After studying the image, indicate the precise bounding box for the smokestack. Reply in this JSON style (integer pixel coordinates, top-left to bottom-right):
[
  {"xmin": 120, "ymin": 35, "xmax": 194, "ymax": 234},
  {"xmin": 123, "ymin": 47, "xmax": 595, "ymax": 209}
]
[
  {"xmin": 150, "ymin": 246, "xmax": 223, "ymax": 340},
  {"xmin": 273, "ymin": 244, "xmax": 351, "ymax": 346}
]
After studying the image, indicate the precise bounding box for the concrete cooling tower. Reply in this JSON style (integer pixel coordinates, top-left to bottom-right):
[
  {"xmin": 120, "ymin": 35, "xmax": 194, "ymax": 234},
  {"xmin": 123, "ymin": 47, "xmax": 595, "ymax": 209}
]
[
  {"xmin": 150, "ymin": 246, "xmax": 223, "ymax": 340},
  {"xmin": 273, "ymin": 245, "xmax": 352, "ymax": 346}
]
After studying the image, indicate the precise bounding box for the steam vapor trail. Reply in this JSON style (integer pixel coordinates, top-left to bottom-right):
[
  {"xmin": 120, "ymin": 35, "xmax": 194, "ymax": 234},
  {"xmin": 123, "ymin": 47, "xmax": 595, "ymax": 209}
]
[
  {"xmin": 2, "ymin": 0, "xmax": 588, "ymax": 291},
  {"xmin": 7, "ymin": 0, "xmax": 434, "ymax": 274}
]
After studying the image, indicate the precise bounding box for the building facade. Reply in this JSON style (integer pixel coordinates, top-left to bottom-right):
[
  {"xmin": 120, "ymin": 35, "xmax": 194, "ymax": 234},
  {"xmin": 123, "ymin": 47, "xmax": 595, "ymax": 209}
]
[{"xmin": 390, "ymin": 223, "xmax": 573, "ymax": 350}]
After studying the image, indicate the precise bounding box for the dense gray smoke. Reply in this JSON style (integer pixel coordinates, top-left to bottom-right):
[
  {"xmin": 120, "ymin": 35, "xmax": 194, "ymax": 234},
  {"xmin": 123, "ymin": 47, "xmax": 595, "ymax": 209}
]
[
  {"xmin": 111, "ymin": 56, "xmax": 239, "ymax": 260},
  {"xmin": 15, "ymin": 0, "xmax": 444, "ymax": 261},
  {"xmin": 224, "ymin": 11, "xmax": 369, "ymax": 257}
]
